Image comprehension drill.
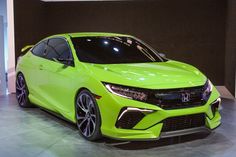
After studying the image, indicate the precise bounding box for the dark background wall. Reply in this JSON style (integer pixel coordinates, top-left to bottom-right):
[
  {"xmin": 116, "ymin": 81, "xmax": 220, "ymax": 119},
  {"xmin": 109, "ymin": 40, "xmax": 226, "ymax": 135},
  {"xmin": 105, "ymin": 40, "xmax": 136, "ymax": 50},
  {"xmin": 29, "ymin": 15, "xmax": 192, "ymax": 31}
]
[
  {"xmin": 14, "ymin": 0, "xmax": 46, "ymax": 60},
  {"xmin": 225, "ymin": 0, "xmax": 236, "ymax": 96},
  {"xmin": 15, "ymin": 0, "xmax": 235, "ymax": 95}
]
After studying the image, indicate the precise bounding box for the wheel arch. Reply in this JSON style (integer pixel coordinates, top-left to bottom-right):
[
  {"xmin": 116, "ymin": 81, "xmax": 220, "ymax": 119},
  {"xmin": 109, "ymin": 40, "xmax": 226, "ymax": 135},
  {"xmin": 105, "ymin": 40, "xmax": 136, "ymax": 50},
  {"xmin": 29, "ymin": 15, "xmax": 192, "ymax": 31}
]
[
  {"xmin": 74, "ymin": 87, "xmax": 101, "ymax": 107},
  {"xmin": 16, "ymin": 71, "xmax": 23, "ymax": 77}
]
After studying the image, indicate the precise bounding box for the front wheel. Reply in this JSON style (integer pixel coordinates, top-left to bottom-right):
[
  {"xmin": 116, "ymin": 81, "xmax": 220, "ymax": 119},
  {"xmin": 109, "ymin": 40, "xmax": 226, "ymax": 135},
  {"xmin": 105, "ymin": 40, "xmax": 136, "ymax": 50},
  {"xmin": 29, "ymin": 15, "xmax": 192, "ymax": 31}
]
[{"xmin": 75, "ymin": 89, "xmax": 102, "ymax": 141}]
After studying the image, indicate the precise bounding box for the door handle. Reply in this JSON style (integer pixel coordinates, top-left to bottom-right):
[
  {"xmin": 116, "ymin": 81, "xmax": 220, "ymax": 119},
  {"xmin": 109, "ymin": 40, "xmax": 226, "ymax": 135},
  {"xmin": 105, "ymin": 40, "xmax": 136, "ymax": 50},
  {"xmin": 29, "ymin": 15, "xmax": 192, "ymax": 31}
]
[{"xmin": 39, "ymin": 65, "xmax": 44, "ymax": 70}]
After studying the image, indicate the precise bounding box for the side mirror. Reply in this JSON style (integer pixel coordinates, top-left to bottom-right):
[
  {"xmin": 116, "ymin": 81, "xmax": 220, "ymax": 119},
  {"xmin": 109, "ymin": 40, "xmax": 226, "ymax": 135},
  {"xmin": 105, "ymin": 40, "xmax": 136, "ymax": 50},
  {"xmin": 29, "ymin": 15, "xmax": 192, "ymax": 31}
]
[
  {"xmin": 159, "ymin": 53, "xmax": 166, "ymax": 58},
  {"xmin": 21, "ymin": 45, "xmax": 34, "ymax": 53},
  {"xmin": 53, "ymin": 58, "xmax": 74, "ymax": 67}
]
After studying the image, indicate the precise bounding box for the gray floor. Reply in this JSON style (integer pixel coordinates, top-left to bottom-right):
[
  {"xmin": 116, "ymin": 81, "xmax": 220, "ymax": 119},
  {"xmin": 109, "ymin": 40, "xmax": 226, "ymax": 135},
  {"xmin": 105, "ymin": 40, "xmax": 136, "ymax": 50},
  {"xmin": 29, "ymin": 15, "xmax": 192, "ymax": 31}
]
[{"xmin": 0, "ymin": 94, "xmax": 236, "ymax": 157}]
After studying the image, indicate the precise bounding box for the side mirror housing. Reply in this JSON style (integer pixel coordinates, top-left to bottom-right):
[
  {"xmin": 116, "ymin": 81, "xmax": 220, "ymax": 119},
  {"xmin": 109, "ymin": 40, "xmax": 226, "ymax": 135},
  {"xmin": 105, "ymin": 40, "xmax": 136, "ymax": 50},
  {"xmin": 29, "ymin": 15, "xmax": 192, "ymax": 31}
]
[
  {"xmin": 53, "ymin": 57, "xmax": 74, "ymax": 67},
  {"xmin": 21, "ymin": 45, "xmax": 34, "ymax": 53},
  {"xmin": 159, "ymin": 53, "xmax": 166, "ymax": 58}
]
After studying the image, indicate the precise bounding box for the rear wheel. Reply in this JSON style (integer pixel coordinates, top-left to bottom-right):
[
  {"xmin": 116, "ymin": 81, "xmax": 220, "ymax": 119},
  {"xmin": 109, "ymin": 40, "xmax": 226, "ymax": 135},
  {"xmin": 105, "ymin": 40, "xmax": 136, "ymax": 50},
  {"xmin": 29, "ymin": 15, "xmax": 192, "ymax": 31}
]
[
  {"xmin": 75, "ymin": 89, "xmax": 102, "ymax": 141},
  {"xmin": 16, "ymin": 73, "xmax": 32, "ymax": 107}
]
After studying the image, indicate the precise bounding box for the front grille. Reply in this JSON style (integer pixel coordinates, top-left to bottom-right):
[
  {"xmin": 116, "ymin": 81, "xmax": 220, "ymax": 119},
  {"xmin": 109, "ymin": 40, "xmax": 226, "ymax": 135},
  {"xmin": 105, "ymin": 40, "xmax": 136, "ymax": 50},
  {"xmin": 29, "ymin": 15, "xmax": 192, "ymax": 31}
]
[
  {"xmin": 161, "ymin": 113, "xmax": 205, "ymax": 132},
  {"xmin": 146, "ymin": 85, "xmax": 206, "ymax": 109}
]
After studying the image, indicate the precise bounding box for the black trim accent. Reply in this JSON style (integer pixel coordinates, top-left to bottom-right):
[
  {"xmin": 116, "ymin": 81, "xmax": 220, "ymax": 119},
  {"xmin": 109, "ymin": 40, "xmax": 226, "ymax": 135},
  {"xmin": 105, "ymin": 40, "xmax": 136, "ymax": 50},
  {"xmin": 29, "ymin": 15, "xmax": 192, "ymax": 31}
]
[
  {"xmin": 211, "ymin": 99, "xmax": 220, "ymax": 117},
  {"xmin": 103, "ymin": 126, "xmax": 212, "ymax": 142},
  {"xmin": 160, "ymin": 127, "xmax": 211, "ymax": 138},
  {"xmin": 30, "ymin": 102, "xmax": 76, "ymax": 125},
  {"xmin": 161, "ymin": 113, "xmax": 206, "ymax": 132},
  {"xmin": 115, "ymin": 107, "xmax": 145, "ymax": 129},
  {"xmin": 40, "ymin": 107, "xmax": 75, "ymax": 125},
  {"xmin": 123, "ymin": 113, "xmax": 206, "ymax": 131},
  {"xmin": 103, "ymin": 82, "xmax": 208, "ymax": 110},
  {"xmin": 31, "ymin": 36, "xmax": 75, "ymax": 67}
]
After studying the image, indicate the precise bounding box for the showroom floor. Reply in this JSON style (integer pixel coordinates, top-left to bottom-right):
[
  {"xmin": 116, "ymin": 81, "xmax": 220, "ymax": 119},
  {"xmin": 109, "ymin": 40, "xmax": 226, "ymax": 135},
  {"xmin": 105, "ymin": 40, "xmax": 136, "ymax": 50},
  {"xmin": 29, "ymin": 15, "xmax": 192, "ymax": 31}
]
[{"xmin": 0, "ymin": 94, "xmax": 235, "ymax": 157}]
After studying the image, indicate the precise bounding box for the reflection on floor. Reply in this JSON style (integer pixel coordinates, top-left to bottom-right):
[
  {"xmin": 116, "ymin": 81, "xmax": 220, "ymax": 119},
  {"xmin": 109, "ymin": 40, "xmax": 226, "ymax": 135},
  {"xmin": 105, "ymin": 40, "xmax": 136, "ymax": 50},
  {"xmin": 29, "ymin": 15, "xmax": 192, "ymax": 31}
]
[{"xmin": 0, "ymin": 94, "xmax": 235, "ymax": 157}]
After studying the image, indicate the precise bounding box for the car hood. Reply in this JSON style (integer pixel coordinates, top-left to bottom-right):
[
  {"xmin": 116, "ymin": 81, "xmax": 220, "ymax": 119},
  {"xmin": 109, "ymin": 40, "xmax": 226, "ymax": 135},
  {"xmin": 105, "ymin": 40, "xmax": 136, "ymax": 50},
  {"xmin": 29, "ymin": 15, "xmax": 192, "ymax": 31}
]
[{"xmin": 83, "ymin": 60, "xmax": 207, "ymax": 89}]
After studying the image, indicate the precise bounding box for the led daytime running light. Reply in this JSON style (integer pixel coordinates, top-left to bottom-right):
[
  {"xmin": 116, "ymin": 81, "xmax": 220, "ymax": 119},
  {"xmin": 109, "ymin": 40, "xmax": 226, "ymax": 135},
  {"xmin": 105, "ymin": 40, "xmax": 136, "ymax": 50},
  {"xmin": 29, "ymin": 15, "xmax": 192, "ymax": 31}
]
[{"xmin": 105, "ymin": 84, "xmax": 147, "ymax": 101}]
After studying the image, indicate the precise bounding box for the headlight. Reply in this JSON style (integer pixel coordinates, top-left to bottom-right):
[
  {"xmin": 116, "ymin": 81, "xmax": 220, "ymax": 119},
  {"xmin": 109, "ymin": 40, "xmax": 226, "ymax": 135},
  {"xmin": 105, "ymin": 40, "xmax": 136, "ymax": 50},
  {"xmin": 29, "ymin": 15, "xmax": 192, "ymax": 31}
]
[
  {"xmin": 104, "ymin": 83, "xmax": 148, "ymax": 101},
  {"xmin": 202, "ymin": 79, "xmax": 213, "ymax": 100}
]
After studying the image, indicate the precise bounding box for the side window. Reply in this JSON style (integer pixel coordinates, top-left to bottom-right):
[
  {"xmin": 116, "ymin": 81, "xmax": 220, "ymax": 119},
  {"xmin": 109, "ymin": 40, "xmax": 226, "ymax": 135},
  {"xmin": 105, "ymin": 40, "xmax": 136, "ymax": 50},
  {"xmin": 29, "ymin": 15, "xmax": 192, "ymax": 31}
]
[
  {"xmin": 31, "ymin": 40, "xmax": 47, "ymax": 57},
  {"xmin": 45, "ymin": 38, "xmax": 73, "ymax": 65}
]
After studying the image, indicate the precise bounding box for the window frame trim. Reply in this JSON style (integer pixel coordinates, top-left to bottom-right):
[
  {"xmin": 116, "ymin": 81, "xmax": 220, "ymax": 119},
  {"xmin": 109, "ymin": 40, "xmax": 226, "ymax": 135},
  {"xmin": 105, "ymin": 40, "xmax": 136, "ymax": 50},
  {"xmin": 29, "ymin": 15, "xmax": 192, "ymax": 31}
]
[
  {"xmin": 71, "ymin": 36, "xmax": 167, "ymax": 64},
  {"xmin": 31, "ymin": 39, "xmax": 48, "ymax": 58},
  {"xmin": 32, "ymin": 36, "xmax": 75, "ymax": 67}
]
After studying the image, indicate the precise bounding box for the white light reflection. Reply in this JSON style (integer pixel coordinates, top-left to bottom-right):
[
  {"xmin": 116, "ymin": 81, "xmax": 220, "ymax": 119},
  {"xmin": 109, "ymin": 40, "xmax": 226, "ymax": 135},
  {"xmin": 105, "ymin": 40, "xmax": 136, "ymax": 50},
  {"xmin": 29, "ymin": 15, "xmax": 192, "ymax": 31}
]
[
  {"xmin": 104, "ymin": 41, "xmax": 109, "ymax": 45},
  {"xmin": 113, "ymin": 47, "xmax": 119, "ymax": 52}
]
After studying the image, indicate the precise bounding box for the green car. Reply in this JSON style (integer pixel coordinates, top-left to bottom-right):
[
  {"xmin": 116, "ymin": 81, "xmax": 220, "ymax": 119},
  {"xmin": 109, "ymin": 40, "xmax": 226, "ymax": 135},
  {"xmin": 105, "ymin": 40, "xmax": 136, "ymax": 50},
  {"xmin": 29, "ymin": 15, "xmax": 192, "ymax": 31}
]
[{"xmin": 16, "ymin": 32, "xmax": 221, "ymax": 141}]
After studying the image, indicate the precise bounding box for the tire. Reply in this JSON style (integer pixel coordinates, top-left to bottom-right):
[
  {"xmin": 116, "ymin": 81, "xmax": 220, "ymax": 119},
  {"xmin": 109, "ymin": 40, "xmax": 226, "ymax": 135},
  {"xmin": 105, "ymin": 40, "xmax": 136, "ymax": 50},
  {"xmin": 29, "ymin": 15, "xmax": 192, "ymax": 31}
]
[
  {"xmin": 16, "ymin": 73, "xmax": 32, "ymax": 107},
  {"xmin": 75, "ymin": 89, "xmax": 102, "ymax": 141}
]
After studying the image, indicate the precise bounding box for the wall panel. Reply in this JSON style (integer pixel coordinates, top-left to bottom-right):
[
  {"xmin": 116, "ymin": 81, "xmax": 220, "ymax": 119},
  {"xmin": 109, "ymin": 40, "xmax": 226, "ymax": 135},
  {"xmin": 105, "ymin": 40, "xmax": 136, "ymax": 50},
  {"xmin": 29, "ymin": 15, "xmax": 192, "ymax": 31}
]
[{"xmin": 14, "ymin": 0, "xmax": 227, "ymax": 86}]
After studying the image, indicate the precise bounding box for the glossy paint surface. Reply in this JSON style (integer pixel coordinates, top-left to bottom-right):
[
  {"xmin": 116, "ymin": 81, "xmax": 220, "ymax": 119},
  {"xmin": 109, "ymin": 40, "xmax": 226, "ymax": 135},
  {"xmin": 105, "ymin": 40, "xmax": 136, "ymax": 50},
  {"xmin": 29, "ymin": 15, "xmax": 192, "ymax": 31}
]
[{"xmin": 16, "ymin": 32, "xmax": 221, "ymax": 140}]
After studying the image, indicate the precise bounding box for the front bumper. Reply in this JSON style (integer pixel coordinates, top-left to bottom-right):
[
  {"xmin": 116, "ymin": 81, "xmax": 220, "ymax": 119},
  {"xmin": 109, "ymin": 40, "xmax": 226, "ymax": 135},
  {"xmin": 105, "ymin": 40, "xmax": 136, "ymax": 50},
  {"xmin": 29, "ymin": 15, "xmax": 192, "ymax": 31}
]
[{"xmin": 97, "ymin": 86, "xmax": 221, "ymax": 140}]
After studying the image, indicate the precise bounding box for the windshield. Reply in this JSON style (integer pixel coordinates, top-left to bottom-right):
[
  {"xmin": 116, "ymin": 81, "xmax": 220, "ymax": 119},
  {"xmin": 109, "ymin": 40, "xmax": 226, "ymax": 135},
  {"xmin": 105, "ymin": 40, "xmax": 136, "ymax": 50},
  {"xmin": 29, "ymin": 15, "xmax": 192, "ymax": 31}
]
[{"xmin": 71, "ymin": 36, "xmax": 164, "ymax": 64}]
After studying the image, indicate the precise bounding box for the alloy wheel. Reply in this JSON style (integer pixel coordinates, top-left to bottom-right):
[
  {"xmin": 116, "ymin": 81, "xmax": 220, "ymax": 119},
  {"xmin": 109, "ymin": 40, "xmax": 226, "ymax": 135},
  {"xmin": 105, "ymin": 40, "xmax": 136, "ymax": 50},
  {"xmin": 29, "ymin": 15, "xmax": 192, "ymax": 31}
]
[
  {"xmin": 16, "ymin": 74, "xmax": 28, "ymax": 106},
  {"xmin": 76, "ymin": 93, "xmax": 97, "ymax": 138}
]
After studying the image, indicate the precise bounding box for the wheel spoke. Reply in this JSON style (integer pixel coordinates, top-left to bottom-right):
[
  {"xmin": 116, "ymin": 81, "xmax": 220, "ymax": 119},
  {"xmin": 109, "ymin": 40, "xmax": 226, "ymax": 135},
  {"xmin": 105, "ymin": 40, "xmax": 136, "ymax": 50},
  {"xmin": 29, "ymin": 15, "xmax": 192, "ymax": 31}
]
[
  {"xmin": 16, "ymin": 86, "xmax": 21, "ymax": 90},
  {"xmin": 16, "ymin": 80, "xmax": 21, "ymax": 88},
  {"xmin": 82, "ymin": 119, "xmax": 88, "ymax": 136},
  {"xmin": 79, "ymin": 117, "xmax": 88, "ymax": 128},
  {"xmin": 17, "ymin": 93, "xmax": 23, "ymax": 98},
  {"xmin": 87, "ymin": 100, "xmax": 93, "ymax": 111},
  {"xmin": 18, "ymin": 94, "xmax": 23, "ymax": 104},
  {"xmin": 83, "ymin": 123, "xmax": 88, "ymax": 136},
  {"xmin": 88, "ymin": 120, "xmax": 92, "ymax": 136},
  {"xmin": 16, "ymin": 78, "xmax": 23, "ymax": 90},
  {"xmin": 21, "ymin": 84, "xmax": 26, "ymax": 90},
  {"xmin": 82, "ymin": 95, "xmax": 88, "ymax": 108},
  {"xmin": 76, "ymin": 93, "xmax": 97, "ymax": 138},
  {"xmin": 85, "ymin": 96, "xmax": 90, "ymax": 105},
  {"xmin": 19, "ymin": 77, "xmax": 24, "ymax": 87},
  {"xmin": 90, "ymin": 114, "xmax": 96, "ymax": 119},
  {"xmin": 86, "ymin": 120, "xmax": 91, "ymax": 136},
  {"xmin": 77, "ymin": 115, "xmax": 86, "ymax": 120},
  {"xmin": 22, "ymin": 91, "xmax": 26, "ymax": 104},
  {"xmin": 77, "ymin": 96, "xmax": 88, "ymax": 113},
  {"xmin": 90, "ymin": 117, "xmax": 96, "ymax": 130}
]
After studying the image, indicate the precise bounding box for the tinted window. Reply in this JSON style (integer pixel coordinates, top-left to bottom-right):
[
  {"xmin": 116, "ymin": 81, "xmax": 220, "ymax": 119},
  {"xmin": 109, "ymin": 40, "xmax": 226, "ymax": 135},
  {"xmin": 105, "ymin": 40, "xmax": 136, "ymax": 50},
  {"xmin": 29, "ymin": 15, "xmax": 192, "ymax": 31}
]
[
  {"xmin": 71, "ymin": 36, "xmax": 163, "ymax": 64},
  {"xmin": 45, "ymin": 38, "xmax": 73, "ymax": 64},
  {"xmin": 32, "ymin": 41, "xmax": 47, "ymax": 57}
]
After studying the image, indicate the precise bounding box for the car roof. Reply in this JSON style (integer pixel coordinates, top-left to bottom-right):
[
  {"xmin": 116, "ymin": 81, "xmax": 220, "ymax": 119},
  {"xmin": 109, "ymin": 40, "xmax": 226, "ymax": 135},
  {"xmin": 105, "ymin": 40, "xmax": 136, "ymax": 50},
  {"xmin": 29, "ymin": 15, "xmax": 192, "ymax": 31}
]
[{"xmin": 48, "ymin": 32, "xmax": 133, "ymax": 38}]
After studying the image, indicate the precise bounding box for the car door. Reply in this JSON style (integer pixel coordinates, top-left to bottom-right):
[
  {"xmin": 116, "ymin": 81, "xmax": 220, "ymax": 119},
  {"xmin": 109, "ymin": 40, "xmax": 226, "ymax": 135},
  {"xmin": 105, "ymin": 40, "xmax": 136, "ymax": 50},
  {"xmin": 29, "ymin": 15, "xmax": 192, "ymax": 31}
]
[
  {"xmin": 41, "ymin": 37, "xmax": 78, "ymax": 116},
  {"xmin": 23, "ymin": 40, "xmax": 56, "ymax": 110}
]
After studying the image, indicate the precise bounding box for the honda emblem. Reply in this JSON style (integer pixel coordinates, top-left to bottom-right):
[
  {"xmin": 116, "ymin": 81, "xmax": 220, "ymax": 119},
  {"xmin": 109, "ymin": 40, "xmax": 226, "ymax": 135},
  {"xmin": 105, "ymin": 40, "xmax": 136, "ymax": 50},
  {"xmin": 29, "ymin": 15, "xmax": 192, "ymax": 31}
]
[{"xmin": 181, "ymin": 93, "xmax": 191, "ymax": 102}]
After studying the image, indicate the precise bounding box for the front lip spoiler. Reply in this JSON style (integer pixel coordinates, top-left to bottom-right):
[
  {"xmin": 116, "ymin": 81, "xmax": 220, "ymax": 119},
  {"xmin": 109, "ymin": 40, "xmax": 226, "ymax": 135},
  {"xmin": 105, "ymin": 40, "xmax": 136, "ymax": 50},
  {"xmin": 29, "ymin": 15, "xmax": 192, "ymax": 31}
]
[
  {"xmin": 103, "ymin": 126, "xmax": 212, "ymax": 142},
  {"xmin": 160, "ymin": 126, "xmax": 211, "ymax": 138}
]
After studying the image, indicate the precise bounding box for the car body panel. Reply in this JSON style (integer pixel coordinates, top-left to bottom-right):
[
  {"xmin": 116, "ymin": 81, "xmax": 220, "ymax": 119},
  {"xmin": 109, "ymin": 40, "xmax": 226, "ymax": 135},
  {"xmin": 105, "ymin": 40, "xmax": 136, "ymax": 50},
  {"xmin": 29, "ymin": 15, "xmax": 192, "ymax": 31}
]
[
  {"xmin": 83, "ymin": 60, "xmax": 206, "ymax": 89},
  {"xmin": 16, "ymin": 32, "xmax": 221, "ymax": 140}
]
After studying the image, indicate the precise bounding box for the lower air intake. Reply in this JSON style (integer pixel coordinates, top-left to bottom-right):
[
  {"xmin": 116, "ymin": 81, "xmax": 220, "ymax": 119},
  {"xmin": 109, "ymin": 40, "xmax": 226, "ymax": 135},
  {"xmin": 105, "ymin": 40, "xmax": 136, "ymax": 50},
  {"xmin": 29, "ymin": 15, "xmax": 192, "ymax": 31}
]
[
  {"xmin": 161, "ymin": 113, "xmax": 205, "ymax": 132},
  {"xmin": 116, "ymin": 108, "xmax": 145, "ymax": 129}
]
